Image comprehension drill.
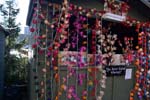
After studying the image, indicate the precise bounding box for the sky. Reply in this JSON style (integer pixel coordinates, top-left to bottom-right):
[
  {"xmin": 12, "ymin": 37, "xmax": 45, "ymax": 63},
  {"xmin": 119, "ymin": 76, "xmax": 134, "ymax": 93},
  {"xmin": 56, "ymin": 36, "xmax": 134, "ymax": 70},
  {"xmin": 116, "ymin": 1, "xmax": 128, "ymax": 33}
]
[
  {"xmin": 0, "ymin": 0, "xmax": 30, "ymax": 34},
  {"xmin": 16, "ymin": 0, "xmax": 30, "ymax": 34}
]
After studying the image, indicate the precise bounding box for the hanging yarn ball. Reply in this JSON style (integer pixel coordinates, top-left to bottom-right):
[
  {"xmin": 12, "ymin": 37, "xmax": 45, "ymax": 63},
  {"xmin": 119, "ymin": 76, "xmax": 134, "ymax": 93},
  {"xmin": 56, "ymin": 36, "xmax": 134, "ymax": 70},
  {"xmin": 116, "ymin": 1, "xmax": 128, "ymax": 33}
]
[
  {"xmin": 82, "ymin": 96, "xmax": 87, "ymax": 100},
  {"xmin": 97, "ymin": 96, "xmax": 102, "ymax": 100},
  {"xmin": 42, "ymin": 34, "xmax": 46, "ymax": 39},
  {"xmin": 53, "ymin": 66, "xmax": 58, "ymax": 71},
  {"xmin": 129, "ymin": 97, "xmax": 134, "ymax": 100},
  {"xmin": 32, "ymin": 19, "xmax": 38, "ymax": 24},
  {"xmin": 32, "ymin": 44, "xmax": 37, "ymax": 48},
  {"xmin": 67, "ymin": 94, "xmax": 72, "ymax": 99},
  {"xmin": 40, "ymin": 81, "xmax": 44, "ymax": 86},
  {"xmin": 58, "ymin": 92, "xmax": 62, "ymax": 96},
  {"xmin": 41, "ymin": 88, "xmax": 45, "ymax": 94},
  {"xmin": 55, "ymin": 96, "xmax": 58, "ymax": 100},
  {"xmin": 130, "ymin": 91, "xmax": 134, "ymax": 97},
  {"xmin": 30, "ymin": 27, "xmax": 35, "ymax": 32},
  {"xmin": 46, "ymin": 61, "xmax": 50, "ymax": 66},
  {"xmin": 61, "ymin": 84, "xmax": 67, "ymax": 91},
  {"xmin": 42, "ymin": 68, "xmax": 47, "ymax": 73},
  {"xmin": 38, "ymin": 49, "xmax": 44, "ymax": 55}
]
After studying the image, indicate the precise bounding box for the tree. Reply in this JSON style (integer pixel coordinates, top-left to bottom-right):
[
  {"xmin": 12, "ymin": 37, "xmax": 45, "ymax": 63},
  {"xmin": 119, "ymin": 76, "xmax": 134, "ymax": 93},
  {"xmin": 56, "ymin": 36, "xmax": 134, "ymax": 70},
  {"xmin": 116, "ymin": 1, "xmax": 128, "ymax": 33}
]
[{"xmin": 0, "ymin": 0, "xmax": 27, "ymax": 85}]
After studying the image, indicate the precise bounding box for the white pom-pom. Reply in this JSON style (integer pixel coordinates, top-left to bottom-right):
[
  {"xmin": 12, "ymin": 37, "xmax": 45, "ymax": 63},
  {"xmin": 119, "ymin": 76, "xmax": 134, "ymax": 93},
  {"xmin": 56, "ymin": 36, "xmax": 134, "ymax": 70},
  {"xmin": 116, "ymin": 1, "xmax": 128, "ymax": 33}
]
[
  {"xmin": 97, "ymin": 96, "xmax": 102, "ymax": 100},
  {"xmin": 100, "ymin": 91, "xmax": 104, "ymax": 96},
  {"xmin": 96, "ymin": 30, "xmax": 101, "ymax": 35}
]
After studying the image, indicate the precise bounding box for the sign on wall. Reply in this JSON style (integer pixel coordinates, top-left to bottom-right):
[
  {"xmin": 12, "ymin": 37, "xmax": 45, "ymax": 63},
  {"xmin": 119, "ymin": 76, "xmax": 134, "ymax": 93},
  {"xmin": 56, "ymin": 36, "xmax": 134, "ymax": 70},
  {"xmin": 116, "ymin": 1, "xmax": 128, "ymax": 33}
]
[{"xmin": 105, "ymin": 65, "xmax": 126, "ymax": 76}]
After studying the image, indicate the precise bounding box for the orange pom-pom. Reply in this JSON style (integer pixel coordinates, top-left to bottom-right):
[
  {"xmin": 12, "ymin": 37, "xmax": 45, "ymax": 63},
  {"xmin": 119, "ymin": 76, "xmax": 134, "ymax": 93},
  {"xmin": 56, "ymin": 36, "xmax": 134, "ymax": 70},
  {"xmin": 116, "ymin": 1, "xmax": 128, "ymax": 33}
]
[
  {"xmin": 82, "ymin": 96, "xmax": 87, "ymax": 100},
  {"xmin": 130, "ymin": 92, "xmax": 134, "ymax": 97},
  {"xmin": 55, "ymin": 96, "xmax": 58, "ymax": 100},
  {"xmin": 130, "ymin": 97, "xmax": 134, "ymax": 100},
  {"xmin": 54, "ymin": 66, "xmax": 58, "ymax": 71},
  {"xmin": 135, "ymin": 46, "xmax": 139, "ymax": 50}
]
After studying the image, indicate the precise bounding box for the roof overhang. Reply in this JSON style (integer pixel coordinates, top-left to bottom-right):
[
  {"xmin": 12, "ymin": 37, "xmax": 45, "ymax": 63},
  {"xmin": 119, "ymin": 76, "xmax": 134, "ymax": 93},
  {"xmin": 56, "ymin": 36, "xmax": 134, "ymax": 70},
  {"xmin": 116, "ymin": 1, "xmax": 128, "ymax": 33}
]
[{"xmin": 140, "ymin": 0, "xmax": 150, "ymax": 8}]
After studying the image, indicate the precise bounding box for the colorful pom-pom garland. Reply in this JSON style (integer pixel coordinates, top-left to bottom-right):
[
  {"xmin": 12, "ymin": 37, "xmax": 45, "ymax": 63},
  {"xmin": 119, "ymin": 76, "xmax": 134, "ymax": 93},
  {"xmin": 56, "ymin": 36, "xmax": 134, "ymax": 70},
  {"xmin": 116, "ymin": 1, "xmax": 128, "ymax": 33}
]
[{"xmin": 29, "ymin": 0, "xmax": 150, "ymax": 100}]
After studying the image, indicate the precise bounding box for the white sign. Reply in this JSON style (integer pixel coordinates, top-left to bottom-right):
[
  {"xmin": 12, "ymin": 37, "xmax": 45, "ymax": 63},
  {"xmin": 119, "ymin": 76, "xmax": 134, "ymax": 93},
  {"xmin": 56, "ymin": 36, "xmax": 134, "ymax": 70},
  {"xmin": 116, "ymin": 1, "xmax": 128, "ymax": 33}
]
[{"xmin": 125, "ymin": 69, "xmax": 132, "ymax": 80}]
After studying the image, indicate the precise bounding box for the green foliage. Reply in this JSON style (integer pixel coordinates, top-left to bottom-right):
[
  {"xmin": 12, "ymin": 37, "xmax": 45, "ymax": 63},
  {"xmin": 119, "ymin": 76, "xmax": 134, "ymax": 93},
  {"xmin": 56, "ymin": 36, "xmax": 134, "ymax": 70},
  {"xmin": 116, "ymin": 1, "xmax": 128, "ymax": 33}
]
[
  {"xmin": 0, "ymin": 0, "xmax": 28, "ymax": 85},
  {"xmin": 0, "ymin": 0, "xmax": 21, "ymax": 52},
  {"xmin": 5, "ymin": 55, "xmax": 28, "ymax": 85}
]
